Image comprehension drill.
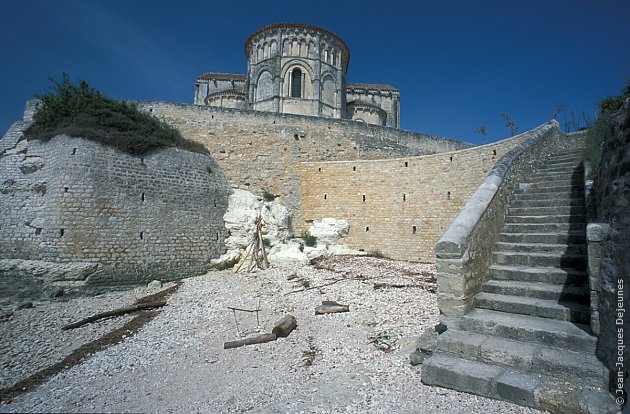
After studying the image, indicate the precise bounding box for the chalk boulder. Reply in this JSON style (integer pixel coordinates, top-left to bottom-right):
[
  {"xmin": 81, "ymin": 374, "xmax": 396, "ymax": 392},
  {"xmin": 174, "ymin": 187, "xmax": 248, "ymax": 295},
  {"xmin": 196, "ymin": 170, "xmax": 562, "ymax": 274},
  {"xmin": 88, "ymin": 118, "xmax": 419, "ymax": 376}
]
[{"xmin": 308, "ymin": 218, "xmax": 349, "ymax": 246}]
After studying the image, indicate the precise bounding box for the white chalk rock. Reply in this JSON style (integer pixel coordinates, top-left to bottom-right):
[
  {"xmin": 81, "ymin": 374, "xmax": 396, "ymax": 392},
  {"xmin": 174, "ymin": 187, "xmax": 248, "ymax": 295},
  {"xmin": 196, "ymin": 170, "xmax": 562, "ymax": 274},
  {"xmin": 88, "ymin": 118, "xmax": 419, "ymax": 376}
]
[
  {"xmin": 328, "ymin": 244, "xmax": 367, "ymax": 256},
  {"xmin": 267, "ymin": 241, "xmax": 309, "ymax": 266},
  {"xmin": 223, "ymin": 189, "xmax": 262, "ymax": 251},
  {"xmin": 261, "ymin": 201, "xmax": 291, "ymax": 247},
  {"xmin": 304, "ymin": 245, "xmax": 328, "ymax": 260},
  {"xmin": 308, "ymin": 218, "xmax": 349, "ymax": 246}
]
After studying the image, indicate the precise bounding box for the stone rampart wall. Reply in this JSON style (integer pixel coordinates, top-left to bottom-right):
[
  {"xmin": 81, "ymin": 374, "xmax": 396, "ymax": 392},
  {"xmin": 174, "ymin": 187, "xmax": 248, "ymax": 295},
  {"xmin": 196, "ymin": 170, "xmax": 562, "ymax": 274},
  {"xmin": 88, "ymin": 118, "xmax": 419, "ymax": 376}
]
[
  {"xmin": 299, "ymin": 124, "xmax": 554, "ymax": 262},
  {"xmin": 134, "ymin": 101, "xmax": 471, "ymax": 228},
  {"xmin": 0, "ymin": 132, "xmax": 229, "ymax": 298}
]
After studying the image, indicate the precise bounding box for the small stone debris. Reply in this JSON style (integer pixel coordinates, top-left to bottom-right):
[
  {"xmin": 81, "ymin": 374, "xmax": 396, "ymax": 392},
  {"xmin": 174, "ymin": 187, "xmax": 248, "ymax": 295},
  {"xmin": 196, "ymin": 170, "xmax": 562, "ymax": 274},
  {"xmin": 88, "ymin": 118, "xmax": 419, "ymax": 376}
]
[
  {"xmin": 314, "ymin": 300, "xmax": 349, "ymax": 315},
  {"xmin": 368, "ymin": 331, "xmax": 399, "ymax": 352}
]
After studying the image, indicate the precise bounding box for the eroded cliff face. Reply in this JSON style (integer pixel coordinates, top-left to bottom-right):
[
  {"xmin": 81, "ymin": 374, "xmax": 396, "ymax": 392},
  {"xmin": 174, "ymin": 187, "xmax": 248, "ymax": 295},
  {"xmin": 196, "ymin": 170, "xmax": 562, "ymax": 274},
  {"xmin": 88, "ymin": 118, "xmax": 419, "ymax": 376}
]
[
  {"xmin": 591, "ymin": 98, "xmax": 630, "ymax": 400},
  {"xmin": 0, "ymin": 132, "xmax": 229, "ymax": 303}
]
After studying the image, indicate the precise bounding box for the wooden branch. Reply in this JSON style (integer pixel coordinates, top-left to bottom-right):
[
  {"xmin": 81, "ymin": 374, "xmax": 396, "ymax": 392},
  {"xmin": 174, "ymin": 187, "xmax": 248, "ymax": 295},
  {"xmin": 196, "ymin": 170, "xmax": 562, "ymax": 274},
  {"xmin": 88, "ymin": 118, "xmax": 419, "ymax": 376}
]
[
  {"xmin": 62, "ymin": 300, "xmax": 166, "ymax": 330},
  {"xmin": 224, "ymin": 333, "xmax": 277, "ymax": 349},
  {"xmin": 227, "ymin": 306, "xmax": 261, "ymax": 313},
  {"xmin": 373, "ymin": 282, "xmax": 425, "ymax": 289},
  {"xmin": 272, "ymin": 315, "xmax": 297, "ymax": 338}
]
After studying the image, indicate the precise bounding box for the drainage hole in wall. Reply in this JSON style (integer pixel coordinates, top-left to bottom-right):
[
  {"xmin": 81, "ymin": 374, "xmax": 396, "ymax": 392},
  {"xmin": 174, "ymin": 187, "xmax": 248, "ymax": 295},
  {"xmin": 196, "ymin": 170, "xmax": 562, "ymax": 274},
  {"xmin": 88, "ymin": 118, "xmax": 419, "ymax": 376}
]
[
  {"xmin": 413, "ymin": 225, "xmax": 417, "ymax": 234},
  {"xmin": 140, "ymin": 232, "xmax": 144, "ymax": 240},
  {"xmin": 60, "ymin": 228, "xmax": 65, "ymax": 237}
]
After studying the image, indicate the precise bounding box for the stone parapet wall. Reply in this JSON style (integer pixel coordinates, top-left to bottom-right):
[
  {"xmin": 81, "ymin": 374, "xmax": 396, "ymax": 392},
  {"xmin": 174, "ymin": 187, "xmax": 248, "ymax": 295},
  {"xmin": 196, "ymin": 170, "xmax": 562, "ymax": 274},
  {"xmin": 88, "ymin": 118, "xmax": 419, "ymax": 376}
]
[
  {"xmin": 433, "ymin": 121, "xmax": 585, "ymax": 317},
  {"xmin": 0, "ymin": 131, "xmax": 229, "ymax": 298},
  {"xmin": 134, "ymin": 101, "xmax": 471, "ymax": 227},
  {"xmin": 299, "ymin": 124, "xmax": 554, "ymax": 262}
]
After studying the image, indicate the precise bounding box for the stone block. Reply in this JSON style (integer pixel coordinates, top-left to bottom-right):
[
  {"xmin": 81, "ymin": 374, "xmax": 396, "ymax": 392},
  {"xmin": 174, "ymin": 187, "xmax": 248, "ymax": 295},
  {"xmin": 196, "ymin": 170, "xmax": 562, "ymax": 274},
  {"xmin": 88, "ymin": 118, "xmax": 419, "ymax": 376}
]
[
  {"xmin": 587, "ymin": 223, "xmax": 611, "ymax": 242},
  {"xmin": 496, "ymin": 371, "xmax": 539, "ymax": 407},
  {"xmin": 421, "ymin": 353, "xmax": 501, "ymax": 397}
]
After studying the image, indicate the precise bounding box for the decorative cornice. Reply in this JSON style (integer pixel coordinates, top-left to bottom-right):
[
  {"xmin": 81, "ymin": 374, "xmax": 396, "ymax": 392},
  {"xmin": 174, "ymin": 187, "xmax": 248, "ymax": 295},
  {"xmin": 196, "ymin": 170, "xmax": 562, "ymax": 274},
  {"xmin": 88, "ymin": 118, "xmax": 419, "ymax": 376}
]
[
  {"xmin": 347, "ymin": 83, "xmax": 399, "ymax": 92},
  {"xmin": 197, "ymin": 73, "xmax": 246, "ymax": 82},
  {"xmin": 244, "ymin": 23, "xmax": 350, "ymax": 71}
]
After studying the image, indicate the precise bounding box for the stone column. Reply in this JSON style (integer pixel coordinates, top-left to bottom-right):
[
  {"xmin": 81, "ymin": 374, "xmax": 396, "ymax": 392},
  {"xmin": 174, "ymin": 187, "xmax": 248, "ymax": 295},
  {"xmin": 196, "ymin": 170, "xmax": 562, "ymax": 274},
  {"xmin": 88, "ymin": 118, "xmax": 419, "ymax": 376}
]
[{"xmin": 586, "ymin": 222, "xmax": 611, "ymax": 336}]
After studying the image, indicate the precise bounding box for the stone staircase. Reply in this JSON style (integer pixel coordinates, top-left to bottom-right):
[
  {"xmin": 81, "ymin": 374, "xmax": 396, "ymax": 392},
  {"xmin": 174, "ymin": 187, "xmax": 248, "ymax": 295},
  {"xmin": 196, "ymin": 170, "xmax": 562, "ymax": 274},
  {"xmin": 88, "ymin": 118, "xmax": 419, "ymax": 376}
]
[{"xmin": 422, "ymin": 150, "xmax": 618, "ymax": 413}]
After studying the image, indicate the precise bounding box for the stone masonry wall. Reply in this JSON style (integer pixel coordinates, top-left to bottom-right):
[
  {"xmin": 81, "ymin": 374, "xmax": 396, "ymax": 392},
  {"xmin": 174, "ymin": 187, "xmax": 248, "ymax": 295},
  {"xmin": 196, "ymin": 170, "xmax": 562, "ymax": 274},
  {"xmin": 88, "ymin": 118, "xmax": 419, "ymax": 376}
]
[
  {"xmin": 134, "ymin": 101, "xmax": 471, "ymax": 229},
  {"xmin": 0, "ymin": 131, "xmax": 229, "ymax": 298},
  {"xmin": 299, "ymin": 125, "xmax": 550, "ymax": 262},
  {"xmin": 589, "ymin": 98, "xmax": 630, "ymax": 400}
]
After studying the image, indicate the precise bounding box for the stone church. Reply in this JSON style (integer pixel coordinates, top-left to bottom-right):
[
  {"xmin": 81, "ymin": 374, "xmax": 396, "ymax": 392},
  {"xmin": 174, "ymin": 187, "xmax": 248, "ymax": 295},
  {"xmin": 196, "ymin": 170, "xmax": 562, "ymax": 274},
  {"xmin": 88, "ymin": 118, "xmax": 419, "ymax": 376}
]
[{"xmin": 193, "ymin": 23, "xmax": 400, "ymax": 128}]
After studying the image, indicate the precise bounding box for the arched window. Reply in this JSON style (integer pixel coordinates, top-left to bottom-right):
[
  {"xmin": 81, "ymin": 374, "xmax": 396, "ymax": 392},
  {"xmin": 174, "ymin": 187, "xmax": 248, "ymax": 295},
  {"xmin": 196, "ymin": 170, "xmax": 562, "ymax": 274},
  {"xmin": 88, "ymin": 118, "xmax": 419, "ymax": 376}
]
[{"xmin": 291, "ymin": 68, "xmax": 302, "ymax": 98}]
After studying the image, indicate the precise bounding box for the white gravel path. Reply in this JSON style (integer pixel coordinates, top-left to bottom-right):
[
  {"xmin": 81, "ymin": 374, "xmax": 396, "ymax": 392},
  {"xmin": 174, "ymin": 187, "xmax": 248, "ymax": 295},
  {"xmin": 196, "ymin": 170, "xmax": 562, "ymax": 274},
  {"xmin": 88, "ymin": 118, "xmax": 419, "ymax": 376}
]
[{"xmin": 0, "ymin": 256, "xmax": 545, "ymax": 413}]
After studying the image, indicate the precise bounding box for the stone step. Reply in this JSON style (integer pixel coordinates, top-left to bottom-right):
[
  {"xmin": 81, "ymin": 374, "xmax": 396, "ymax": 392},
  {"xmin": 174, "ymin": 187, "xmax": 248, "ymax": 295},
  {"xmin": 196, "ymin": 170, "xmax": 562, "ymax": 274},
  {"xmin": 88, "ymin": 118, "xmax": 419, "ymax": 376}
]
[
  {"xmin": 494, "ymin": 241, "xmax": 586, "ymax": 255},
  {"xmin": 499, "ymin": 231, "xmax": 586, "ymax": 244},
  {"xmin": 510, "ymin": 197, "xmax": 584, "ymax": 208},
  {"xmin": 505, "ymin": 214, "xmax": 586, "ymax": 224},
  {"xmin": 524, "ymin": 181, "xmax": 584, "ymax": 191},
  {"xmin": 525, "ymin": 169, "xmax": 582, "ymax": 178},
  {"xmin": 508, "ymin": 205, "xmax": 586, "ymax": 216},
  {"xmin": 512, "ymin": 191, "xmax": 584, "ymax": 201},
  {"xmin": 482, "ymin": 280, "xmax": 590, "ymax": 304},
  {"xmin": 434, "ymin": 330, "xmax": 607, "ymax": 385},
  {"xmin": 492, "ymin": 251, "xmax": 586, "ymax": 270},
  {"xmin": 518, "ymin": 183, "xmax": 583, "ymax": 193},
  {"xmin": 456, "ymin": 308, "xmax": 596, "ymax": 353},
  {"xmin": 503, "ymin": 222, "xmax": 585, "ymax": 234},
  {"xmin": 545, "ymin": 152, "xmax": 583, "ymax": 160},
  {"xmin": 488, "ymin": 264, "xmax": 588, "ymax": 285},
  {"xmin": 514, "ymin": 187, "xmax": 585, "ymax": 198},
  {"xmin": 527, "ymin": 175, "xmax": 583, "ymax": 184},
  {"xmin": 474, "ymin": 292, "xmax": 590, "ymax": 323},
  {"xmin": 539, "ymin": 156, "xmax": 583, "ymax": 164},
  {"xmin": 534, "ymin": 166, "xmax": 583, "ymax": 174},
  {"xmin": 421, "ymin": 352, "xmax": 617, "ymax": 413}
]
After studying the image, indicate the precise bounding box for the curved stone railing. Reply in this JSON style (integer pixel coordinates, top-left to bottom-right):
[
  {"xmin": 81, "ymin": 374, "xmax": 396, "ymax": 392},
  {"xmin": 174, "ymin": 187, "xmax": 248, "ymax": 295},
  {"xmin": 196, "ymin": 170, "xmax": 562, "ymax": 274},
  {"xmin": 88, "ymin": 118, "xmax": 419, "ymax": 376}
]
[{"xmin": 434, "ymin": 120, "xmax": 585, "ymax": 318}]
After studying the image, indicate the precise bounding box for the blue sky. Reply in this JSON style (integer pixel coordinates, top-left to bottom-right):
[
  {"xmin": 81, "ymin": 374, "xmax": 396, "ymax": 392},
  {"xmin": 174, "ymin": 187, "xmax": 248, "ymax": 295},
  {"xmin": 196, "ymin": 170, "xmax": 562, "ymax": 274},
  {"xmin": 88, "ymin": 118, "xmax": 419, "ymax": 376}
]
[{"xmin": 1, "ymin": 0, "xmax": 628, "ymax": 144}]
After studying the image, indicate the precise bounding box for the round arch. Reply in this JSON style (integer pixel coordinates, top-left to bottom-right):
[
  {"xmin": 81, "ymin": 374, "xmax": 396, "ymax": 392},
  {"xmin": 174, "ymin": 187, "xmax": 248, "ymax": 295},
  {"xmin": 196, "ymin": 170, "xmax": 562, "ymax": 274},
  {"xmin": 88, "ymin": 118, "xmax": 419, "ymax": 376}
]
[{"xmin": 280, "ymin": 60, "xmax": 314, "ymax": 99}]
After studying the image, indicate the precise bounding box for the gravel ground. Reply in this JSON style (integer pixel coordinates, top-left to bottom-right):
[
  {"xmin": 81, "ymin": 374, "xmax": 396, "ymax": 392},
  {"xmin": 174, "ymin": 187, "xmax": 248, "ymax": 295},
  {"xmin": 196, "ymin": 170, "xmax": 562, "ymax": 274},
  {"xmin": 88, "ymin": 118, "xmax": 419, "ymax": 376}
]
[{"xmin": 0, "ymin": 256, "xmax": 545, "ymax": 413}]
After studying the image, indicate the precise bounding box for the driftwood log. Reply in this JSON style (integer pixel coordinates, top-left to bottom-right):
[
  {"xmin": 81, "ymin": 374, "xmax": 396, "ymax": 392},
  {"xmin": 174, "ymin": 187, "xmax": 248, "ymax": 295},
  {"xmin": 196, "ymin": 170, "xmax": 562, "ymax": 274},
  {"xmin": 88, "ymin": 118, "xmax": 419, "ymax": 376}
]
[
  {"xmin": 62, "ymin": 300, "xmax": 167, "ymax": 330},
  {"xmin": 272, "ymin": 315, "xmax": 297, "ymax": 337},
  {"xmin": 373, "ymin": 282, "xmax": 424, "ymax": 289},
  {"xmin": 315, "ymin": 301, "xmax": 349, "ymax": 315},
  {"xmin": 224, "ymin": 333, "xmax": 277, "ymax": 349}
]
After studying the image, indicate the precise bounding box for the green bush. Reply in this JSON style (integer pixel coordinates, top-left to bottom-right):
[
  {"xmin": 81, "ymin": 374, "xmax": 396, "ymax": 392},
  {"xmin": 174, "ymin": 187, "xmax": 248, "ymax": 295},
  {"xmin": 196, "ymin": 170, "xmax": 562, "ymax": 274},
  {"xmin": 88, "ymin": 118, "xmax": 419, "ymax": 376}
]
[
  {"xmin": 584, "ymin": 80, "xmax": 630, "ymax": 175},
  {"xmin": 263, "ymin": 190, "xmax": 276, "ymax": 202},
  {"xmin": 25, "ymin": 74, "xmax": 208, "ymax": 155},
  {"xmin": 301, "ymin": 231, "xmax": 317, "ymax": 247},
  {"xmin": 366, "ymin": 249, "xmax": 388, "ymax": 259}
]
